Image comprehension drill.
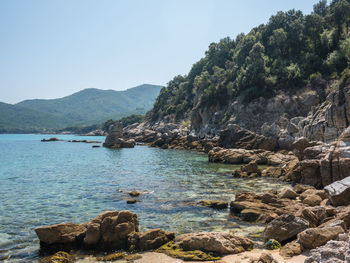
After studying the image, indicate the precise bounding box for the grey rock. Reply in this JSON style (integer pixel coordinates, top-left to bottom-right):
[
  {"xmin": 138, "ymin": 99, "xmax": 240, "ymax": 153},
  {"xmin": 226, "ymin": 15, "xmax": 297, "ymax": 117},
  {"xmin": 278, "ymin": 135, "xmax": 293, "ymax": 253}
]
[{"xmin": 324, "ymin": 176, "xmax": 350, "ymax": 206}]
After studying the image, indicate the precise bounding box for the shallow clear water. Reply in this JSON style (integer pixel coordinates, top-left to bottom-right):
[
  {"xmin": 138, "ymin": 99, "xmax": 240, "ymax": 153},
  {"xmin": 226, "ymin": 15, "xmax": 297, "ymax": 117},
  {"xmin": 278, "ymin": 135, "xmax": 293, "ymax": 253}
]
[{"xmin": 0, "ymin": 134, "xmax": 289, "ymax": 262}]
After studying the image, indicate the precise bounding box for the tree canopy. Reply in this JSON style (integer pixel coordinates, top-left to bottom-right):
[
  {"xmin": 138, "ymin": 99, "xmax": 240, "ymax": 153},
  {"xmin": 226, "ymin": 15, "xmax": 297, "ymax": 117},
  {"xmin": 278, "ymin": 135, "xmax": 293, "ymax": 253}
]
[{"xmin": 149, "ymin": 0, "xmax": 350, "ymax": 122}]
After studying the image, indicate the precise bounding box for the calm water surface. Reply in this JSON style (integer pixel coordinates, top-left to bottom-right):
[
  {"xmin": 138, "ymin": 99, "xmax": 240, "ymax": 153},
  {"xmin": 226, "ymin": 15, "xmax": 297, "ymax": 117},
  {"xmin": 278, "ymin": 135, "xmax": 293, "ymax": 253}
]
[{"xmin": 0, "ymin": 134, "xmax": 289, "ymax": 262}]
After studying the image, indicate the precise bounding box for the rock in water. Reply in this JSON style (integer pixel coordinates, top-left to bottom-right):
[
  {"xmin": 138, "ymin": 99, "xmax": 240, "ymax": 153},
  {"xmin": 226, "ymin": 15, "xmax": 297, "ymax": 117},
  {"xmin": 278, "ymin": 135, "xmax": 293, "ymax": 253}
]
[
  {"xmin": 103, "ymin": 122, "xmax": 135, "ymax": 148},
  {"xmin": 35, "ymin": 223, "xmax": 86, "ymax": 245},
  {"xmin": 35, "ymin": 210, "xmax": 139, "ymax": 251},
  {"xmin": 174, "ymin": 232, "xmax": 253, "ymax": 255},
  {"xmin": 197, "ymin": 200, "xmax": 228, "ymax": 209},
  {"xmin": 324, "ymin": 176, "xmax": 350, "ymax": 206}
]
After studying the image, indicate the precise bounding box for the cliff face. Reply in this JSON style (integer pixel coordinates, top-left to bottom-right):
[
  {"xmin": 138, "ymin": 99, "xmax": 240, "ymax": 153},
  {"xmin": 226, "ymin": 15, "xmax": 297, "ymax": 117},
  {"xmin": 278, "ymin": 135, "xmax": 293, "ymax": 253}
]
[
  {"xmin": 301, "ymin": 77, "xmax": 350, "ymax": 142},
  {"xmin": 145, "ymin": 76, "xmax": 350, "ymax": 151}
]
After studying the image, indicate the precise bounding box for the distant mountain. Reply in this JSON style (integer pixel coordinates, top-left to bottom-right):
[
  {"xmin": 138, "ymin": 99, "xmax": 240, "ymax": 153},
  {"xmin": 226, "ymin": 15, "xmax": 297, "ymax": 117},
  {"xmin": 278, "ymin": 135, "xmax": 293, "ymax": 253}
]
[
  {"xmin": 0, "ymin": 102, "xmax": 71, "ymax": 133},
  {"xmin": 0, "ymin": 84, "xmax": 162, "ymax": 133}
]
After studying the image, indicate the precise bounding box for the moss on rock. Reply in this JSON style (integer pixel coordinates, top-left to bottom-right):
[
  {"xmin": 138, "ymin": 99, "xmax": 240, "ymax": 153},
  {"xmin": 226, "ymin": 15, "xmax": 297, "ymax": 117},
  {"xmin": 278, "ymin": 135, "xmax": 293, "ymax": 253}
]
[
  {"xmin": 266, "ymin": 239, "xmax": 281, "ymax": 250},
  {"xmin": 156, "ymin": 242, "xmax": 221, "ymax": 261},
  {"xmin": 41, "ymin": 251, "xmax": 72, "ymax": 263},
  {"xmin": 98, "ymin": 252, "xmax": 142, "ymax": 262}
]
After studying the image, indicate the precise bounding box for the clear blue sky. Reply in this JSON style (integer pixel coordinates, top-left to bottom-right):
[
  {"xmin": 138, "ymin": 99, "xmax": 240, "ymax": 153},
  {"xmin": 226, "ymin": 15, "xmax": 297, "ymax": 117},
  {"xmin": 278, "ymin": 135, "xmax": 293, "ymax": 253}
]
[{"xmin": 0, "ymin": 0, "xmax": 315, "ymax": 103}]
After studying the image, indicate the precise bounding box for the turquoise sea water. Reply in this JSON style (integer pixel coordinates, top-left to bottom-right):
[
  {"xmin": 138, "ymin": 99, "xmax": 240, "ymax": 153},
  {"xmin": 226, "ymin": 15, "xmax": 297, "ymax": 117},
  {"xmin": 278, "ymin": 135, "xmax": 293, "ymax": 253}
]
[{"xmin": 0, "ymin": 134, "xmax": 289, "ymax": 262}]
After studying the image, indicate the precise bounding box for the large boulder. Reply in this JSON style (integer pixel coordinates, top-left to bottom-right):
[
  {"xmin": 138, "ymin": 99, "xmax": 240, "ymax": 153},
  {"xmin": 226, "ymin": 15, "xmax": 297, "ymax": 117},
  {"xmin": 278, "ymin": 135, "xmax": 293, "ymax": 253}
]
[
  {"xmin": 99, "ymin": 211, "xmax": 138, "ymax": 249},
  {"xmin": 35, "ymin": 210, "xmax": 139, "ymax": 251},
  {"xmin": 297, "ymin": 225, "xmax": 345, "ymax": 249},
  {"xmin": 35, "ymin": 223, "xmax": 86, "ymax": 245},
  {"xmin": 174, "ymin": 232, "xmax": 253, "ymax": 255},
  {"xmin": 324, "ymin": 176, "xmax": 350, "ymax": 206},
  {"xmin": 264, "ymin": 214, "xmax": 309, "ymax": 243}
]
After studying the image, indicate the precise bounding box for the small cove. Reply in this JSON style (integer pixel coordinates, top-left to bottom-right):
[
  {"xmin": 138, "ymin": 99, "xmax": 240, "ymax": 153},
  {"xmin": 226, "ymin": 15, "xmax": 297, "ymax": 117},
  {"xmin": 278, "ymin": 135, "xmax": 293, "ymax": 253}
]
[{"xmin": 0, "ymin": 134, "xmax": 290, "ymax": 262}]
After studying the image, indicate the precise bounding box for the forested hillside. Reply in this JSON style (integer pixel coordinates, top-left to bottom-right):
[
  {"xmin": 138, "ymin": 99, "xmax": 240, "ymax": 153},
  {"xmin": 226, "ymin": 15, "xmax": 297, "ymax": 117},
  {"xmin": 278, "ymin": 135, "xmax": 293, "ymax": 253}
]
[
  {"xmin": 148, "ymin": 0, "xmax": 350, "ymax": 126},
  {"xmin": 0, "ymin": 102, "xmax": 71, "ymax": 133},
  {"xmin": 0, "ymin": 84, "xmax": 162, "ymax": 133}
]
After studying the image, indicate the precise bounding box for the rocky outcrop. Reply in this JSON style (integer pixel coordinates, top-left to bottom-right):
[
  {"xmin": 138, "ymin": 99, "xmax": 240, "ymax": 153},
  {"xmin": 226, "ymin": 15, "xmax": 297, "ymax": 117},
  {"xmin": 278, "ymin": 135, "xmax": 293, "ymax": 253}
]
[
  {"xmin": 304, "ymin": 233, "xmax": 350, "ymax": 263},
  {"xmin": 290, "ymin": 134, "xmax": 350, "ymax": 187},
  {"xmin": 208, "ymin": 147, "xmax": 296, "ymax": 166},
  {"xmin": 36, "ymin": 210, "xmax": 139, "ymax": 251},
  {"xmin": 324, "ymin": 176, "xmax": 350, "ymax": 206},
  {"xmin": 103, "ymin": 122, "xmax": 135, "ymax": 148},
  {"xmin": 174, "ymin": 232, "xmax": 253, "ymax": 255},
  {"xmin": 301, "ymin": 77, "xmax": 350, "ymax": 143},
  {"xmin": 189, "ymin": 86, "xmax": 321, "ymax": 143},
  {"xmin": 218, "ymin": 124, "xmax": 277, "ymax": 151}
]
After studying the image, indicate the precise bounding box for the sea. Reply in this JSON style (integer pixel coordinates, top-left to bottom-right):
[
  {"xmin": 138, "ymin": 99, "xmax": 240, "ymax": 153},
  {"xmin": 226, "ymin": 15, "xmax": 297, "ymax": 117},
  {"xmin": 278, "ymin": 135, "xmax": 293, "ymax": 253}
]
[{"xmin": 0, "ymin": 134, "xmax": 289, "ymax": 262}]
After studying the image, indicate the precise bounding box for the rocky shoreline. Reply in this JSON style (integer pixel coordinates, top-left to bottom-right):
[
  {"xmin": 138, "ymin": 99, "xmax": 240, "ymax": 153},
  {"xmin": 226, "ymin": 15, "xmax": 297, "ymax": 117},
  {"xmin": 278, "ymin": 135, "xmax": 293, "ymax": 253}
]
[
  {"xmin": 36, "ymin": 180, "xmax": 350, "ymax": 262},
  {"xmin": 37, "ymin": 106, "xmax": 350, "ymax": 262}
]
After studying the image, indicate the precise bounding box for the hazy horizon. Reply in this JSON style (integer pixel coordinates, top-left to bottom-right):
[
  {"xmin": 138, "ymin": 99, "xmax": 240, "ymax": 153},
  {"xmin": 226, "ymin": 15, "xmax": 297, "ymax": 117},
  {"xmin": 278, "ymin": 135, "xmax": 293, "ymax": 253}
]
[{"xmin": 0, "ymin": 0, "xmax": 313, "ymax": 104}]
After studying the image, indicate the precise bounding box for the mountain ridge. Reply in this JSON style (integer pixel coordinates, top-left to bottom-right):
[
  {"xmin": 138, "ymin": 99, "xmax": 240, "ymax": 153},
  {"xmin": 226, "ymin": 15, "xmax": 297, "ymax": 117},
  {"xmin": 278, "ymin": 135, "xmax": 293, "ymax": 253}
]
[{"xmin": 0, "ymin": 84, "xmax": 162, "ymax": 133}]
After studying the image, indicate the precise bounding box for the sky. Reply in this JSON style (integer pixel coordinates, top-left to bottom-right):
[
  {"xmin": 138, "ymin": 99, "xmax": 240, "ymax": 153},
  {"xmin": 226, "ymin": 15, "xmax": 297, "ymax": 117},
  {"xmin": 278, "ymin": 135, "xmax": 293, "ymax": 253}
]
[{"xmin": 0, "ymin": 0, "xmax": 315, "ymax": 104}]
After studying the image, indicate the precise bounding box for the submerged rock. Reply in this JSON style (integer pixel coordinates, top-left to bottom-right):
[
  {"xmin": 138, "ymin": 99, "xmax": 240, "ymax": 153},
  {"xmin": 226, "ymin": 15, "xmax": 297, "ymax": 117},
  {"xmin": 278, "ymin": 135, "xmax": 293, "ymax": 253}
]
[
  {"xmin": 128, "ymin": 190, "xmax": 142, "ymax": 197},
  {"xmin": 127, "ymin": 199, "xmax": 137, "ymax": 204},
  {"xmin": 197, "ymin": 200, "xmax": 228, "ymax": 209}
]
